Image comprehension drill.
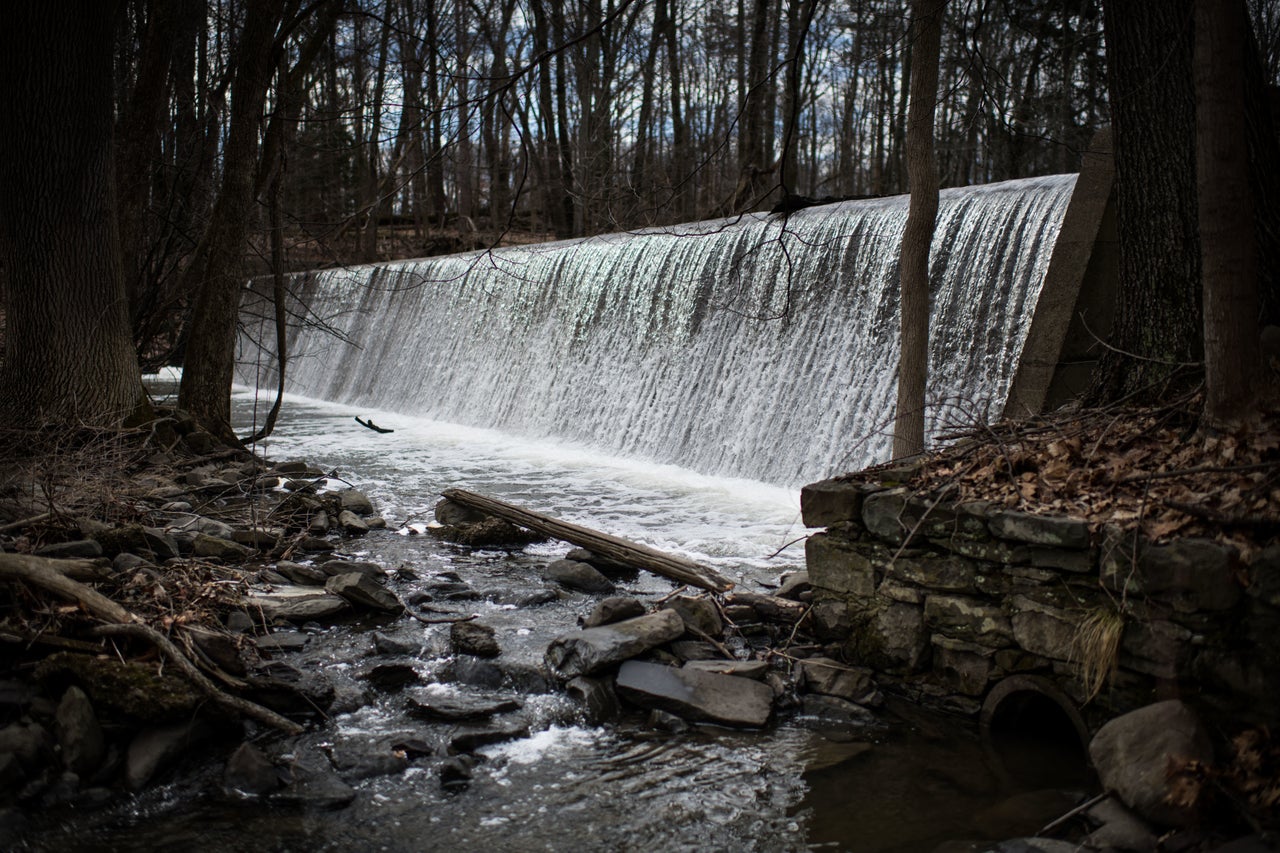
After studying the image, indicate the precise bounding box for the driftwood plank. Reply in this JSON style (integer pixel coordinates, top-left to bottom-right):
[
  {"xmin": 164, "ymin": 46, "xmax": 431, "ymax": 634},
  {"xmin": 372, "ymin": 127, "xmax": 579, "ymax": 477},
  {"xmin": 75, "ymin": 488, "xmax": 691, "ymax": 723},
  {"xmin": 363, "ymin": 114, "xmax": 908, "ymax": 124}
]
[{"xmin": 441, "ymin": 488, "xmax": 734, "ymax": 593}]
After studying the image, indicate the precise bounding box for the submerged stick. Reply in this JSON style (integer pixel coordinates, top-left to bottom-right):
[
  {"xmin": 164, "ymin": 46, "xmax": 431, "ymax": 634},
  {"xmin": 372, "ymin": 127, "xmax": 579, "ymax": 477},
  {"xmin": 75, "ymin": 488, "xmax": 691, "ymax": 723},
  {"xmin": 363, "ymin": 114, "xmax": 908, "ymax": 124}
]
[{"xmin": 441, "ymin": 488, "xmax": 733, "ymax": 592}]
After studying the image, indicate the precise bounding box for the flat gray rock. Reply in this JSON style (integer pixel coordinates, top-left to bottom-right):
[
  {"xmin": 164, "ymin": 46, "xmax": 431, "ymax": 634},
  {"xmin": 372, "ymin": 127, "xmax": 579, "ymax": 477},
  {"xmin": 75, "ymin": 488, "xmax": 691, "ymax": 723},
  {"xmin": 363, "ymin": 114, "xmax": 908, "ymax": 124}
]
[
  {"xmin": 546, "ymin": 559, "xmax": 615, "ymax": 594},
  {"xmin": 246, "ymin": 586, "xmax": 350, "ymax": 622},
  {"xmin": 616, "ymin": 660, "xmax": 774, "ymax": 728},
  {"xmin": 544, "ymin": 610, "xmax": 685, "ymax": 678},
  {"xmin": 325, "ymin": 572, "xmax": 403, "ymax": 613},
  {"xmin": 683, "ymin": 660, "xmax": 770, "ymax": 680},
  {"xmin": 407, "ymin": 693, "xmax": 521, "ymax": 721}
]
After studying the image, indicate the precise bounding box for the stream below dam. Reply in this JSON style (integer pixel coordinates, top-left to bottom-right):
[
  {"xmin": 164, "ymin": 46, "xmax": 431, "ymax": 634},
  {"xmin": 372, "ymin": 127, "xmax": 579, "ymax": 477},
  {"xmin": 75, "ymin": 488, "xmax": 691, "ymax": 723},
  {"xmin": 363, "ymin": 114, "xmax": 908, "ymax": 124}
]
[{"xmin": 23, "ymin": 385, "xmax": 1093, "ymax": 852}]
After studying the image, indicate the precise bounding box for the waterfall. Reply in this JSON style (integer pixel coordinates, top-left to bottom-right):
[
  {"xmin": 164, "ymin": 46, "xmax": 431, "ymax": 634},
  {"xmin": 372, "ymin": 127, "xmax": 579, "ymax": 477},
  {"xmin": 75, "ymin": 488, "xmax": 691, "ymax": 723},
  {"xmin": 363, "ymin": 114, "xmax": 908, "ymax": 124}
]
[{"xmin": 241, "ymin": 174, "xmax": 1077, "ymax": 487}]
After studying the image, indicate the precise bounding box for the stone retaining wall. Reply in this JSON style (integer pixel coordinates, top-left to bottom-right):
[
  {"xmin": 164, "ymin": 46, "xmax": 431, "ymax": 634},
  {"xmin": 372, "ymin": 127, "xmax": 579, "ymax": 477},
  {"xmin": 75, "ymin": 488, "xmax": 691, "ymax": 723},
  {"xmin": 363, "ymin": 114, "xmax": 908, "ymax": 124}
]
[{"xmin": 801, "ymin": 476, "xmax": 1280, "ymax": 731}]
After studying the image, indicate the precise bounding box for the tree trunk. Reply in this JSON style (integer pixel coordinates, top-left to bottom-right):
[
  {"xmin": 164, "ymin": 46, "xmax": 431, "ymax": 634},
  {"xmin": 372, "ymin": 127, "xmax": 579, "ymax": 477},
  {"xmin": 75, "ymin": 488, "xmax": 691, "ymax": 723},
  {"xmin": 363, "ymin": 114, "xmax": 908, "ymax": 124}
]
[
  {"xmin": 1195, "ymin": 0, "xmax": 1260, "ymax": 425},
  {"xmin": 0, "ymin": 1, "xmax": 146, "ymax": 429},
  {"xmin": 1091, "ymin": 0, "xmax": 1202, "ymax": 403},
  {"xmin": 178, "ymin": 0, "xmax": 286, "ymax": 441},
  {"xmin": 893, "ymin": 0, "xmax": 946, "ymax": 460}
]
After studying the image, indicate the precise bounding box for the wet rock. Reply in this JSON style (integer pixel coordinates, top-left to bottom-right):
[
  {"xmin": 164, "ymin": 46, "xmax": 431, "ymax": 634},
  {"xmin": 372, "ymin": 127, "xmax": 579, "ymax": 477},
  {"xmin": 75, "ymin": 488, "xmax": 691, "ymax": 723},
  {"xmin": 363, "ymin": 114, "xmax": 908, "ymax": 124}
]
[
  {"xmin": 810, "ymin": 601, "xmax": 853, "ymax": 641},
  {"xmin": 325, "ymin": 572, "xmax": 403, "ymax": 613},
  {"xmin": 722, "ymin": 603, "xmax": 762, "ymax": 624},
  {"xmin": 616, "ymin": 661, "xmax": 774, "ymax": 728},
  {"xmin": 319, "ymin": 558, "xmax": 386, "ymax": 578},
  {"xmin": 373, "ymin": 630, "xmax": 421, "ymax": 656},
  {"xmin": 683, "ymin": 660, "xmax": 769, "ymax": 679},
  {"xmin": 408, "ymin": 693, "xmax": 521, "ymax": 721},
  {"xmin": 364, "ymin": 664, "xmax": 421, "ymax": 692},
  {"xmin": 330, "ymin": 746, "xmax": 409, "ymax": 781},
  {"xmin": 564, "ymin": 548, "xmax": 638, "ymax": 579},
  {"xmin": 446, "ymin": 657, "xmax": 505, "ymax": 689},
  {"xmin": 255, "ymin": 631, "xmax": 309, "ymax": 654},
  {"xmin": 35, "ymin": 539, "xmax": 103, "ymax": 559},
  {"xmin": 435, "ymin": 498, "xmax": 488, "ymax": 527},
  {"xmin": 448, "ymin": 720, "xmax": 530, "ymax": 754},
  {"xmin": 546, "ymin": 559, "xmax": 615, "ymax": 594},
  {"xmin": 167, "ymin": 514, "xmax": 236, "ymax": 540},
  {"xmin": 223, "ymin": 742, "xmax": 281, "ymax": 796},
  {"xmin": 232, "ymin": 527, "xmax": 282, "ymax": 549},
  {"xmin": 276, "ymin": 561, "xmax": 328, "ymax": 586},
  {"xmin": 544, "ymin": 610, "xmax": 686, "ymax": 679},
  {"xmin": 246, "ymin": 586, "xmax": 350, "ymax": 622},
  {"xmin": 661, "ymin": 595, "xmax": 722, "ymax": 637},
  {"xmin": 272, "ymin": 762, "xmax": 357, "ymax": 810},
  {"xmin": 308, "ymin": 511, "xmax": 330, "ymax": 534},
  {"xmin": 337, "ymin": 510, "xmax": 370, "ymax": 535},
  {"xmin": 583, "ymin": 596, "xmax": 647, "ymax": 628},
  {"xmin": 516, "ymin": 588, "xmax": 560, "ymax": 607},
  {"xmin": 439, "ymin": 755, "xmax": 475, "ymax": 792},
  {"xmin": 648, "ymin": 709, "xmax": 690, "ymax": 733},
  {"xmin": 988, "ymin": 510, "xmax": 1090, "ymax": 549},
  {"xmin": 1082, "ymin": 796, "xmax": 1159, "ymax": 852},
  {"xmin": 566, "ymin": 677, "xmax": 620, "ymax": 723},
  {"xmin": 793, "ymin": 653, "xmax": 875, "ymax": 701},
  {"xmin": 338, "ymin": 489, "xmax": 376, "ymax": 515},
  {"xmin": 244, "ymin": 662, "xmax": 335, "ymax": 716},
  {"xmin": 54, "ymin": 686, "xmax": 104, "ymax": 777},
  {"xmin": 777, "ymin": 571, "xmax": 812, "ymax": 600},
  {"xmin": 192, "ymin": 533, "xmax": 253, "ymax": 560},
  {"xmin": 972, "ymin": 789, "xmax": 1082, "ymax": 839},
  {"xmin": 126, "ymin": 719, "xmax": 213, "ymax": 789},
  {"xmin": 275, "ymin": 460, "xmax": 322, "ymax": 476},
  {"xmin": 430, "ymin": 517, "xmax": 544, "ymax": 548},
  {"xmin": 451, "ymin": 621, "xmax": 501, "ymax": 658},
  {"xmin": 798, "ymin": 694, "xmax": 880, "ymax": 726},
  {"xmin": 1089, "ymin": 699, "xmax": 1213, "ymax": 827}
]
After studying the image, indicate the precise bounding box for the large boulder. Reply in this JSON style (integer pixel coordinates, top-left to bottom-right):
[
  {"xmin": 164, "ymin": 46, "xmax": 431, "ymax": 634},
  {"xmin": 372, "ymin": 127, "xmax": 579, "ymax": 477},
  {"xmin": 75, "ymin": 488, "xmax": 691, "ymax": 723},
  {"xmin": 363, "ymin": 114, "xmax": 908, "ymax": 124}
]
[
  {"xmin": 615, "ymin": 660, "xmax": 774, "ymax": 728},
  {"xmin": 544, "ymin": 610, "xmax": 684, "ymax": 679},
  {"xmin": 1088, "ymin": 700, "xmax": 1214, "ymax": 827}
]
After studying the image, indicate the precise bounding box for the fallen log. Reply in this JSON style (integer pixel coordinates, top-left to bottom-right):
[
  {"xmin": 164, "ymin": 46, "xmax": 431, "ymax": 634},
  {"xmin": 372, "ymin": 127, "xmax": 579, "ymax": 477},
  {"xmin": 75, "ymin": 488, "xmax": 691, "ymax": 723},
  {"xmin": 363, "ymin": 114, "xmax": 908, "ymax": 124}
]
[
  {"xmin": 724, "ymin": 591, "xmax": 809, "ymax": 623},
  {"xmin": 441, "ymin": 488, "xmax": 733, "ymax": 592}
]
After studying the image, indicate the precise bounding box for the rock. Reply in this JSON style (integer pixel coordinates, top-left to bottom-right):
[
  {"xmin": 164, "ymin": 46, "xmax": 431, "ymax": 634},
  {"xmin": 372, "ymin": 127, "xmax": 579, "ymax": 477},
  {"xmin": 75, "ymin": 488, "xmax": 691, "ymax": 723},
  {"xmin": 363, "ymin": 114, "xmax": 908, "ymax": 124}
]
[
  {"xmin": 339, "ymin": 489, "xmax": 376, "ymax": 515},
  {"xmin": 683, "ymin": 660, "xmax": 770, "ymax": 680},
  {"xmin": 669, "ymin": 640, "xmax": 723, "ymax": 661},
  {"xmin": 583, "ymin": 596, "xmax": 646, "ymax": 628},
  {"xmin": 373, "ymin": 631, "xmax": 420, "ymax": 656},
  {"xmin": 777, "ymin": 571, "xmax": 812, "ymax": 600},
  {"xmin": 0, "ymin": 721, "xmax": 53, "ymax": 772},
  {"xmin": 246, "ymin": 586, "xmax": 350, "ymax": 622},
  {"xmin": 800, "ymin": 477, "xmax": 875, "ymax": 527},
  {"xmin": 722, "ymin": 604, "xmax": 761, "ymax": 624},
  {"xmin": 439, "ymin": 755, "xmax": 475, "ymax": 792},
  {"xmin": 798, "ymin": 694, "xmax": 879, "ymax": 726},
  {"xmin": 244, "ymin": 663, "xmax": 335, "ymax": 716},
  {"xmin": 1009, "ymin": 595, "xmax": 1078, "ymax": 661},
  {"xmin": 544, "ymin": 610, "xmax": 686, "ymax": 679},
  {"xmin": 987, "ymin": 839, "xmax": 1081, "ymax": 853},
  {"xmin": 330, "ymin": 747, "xmax": 409, "ymax": 781},
  {"xmin": 223, "ymin": 743, "xmax": 281, "ymax": 796},
  {"xmin": 564, "ymin": 548, "xmax": 638, "ymax": 579},
  {"xmin": 1082, "ymin": 796, "xmax": 1159, "ymax": 852},
  {"xmin": 54, "ymin": 686, "xmax": 104, "ymax": 777},
  {"xmin": 298, "ymin": 535, "xmax": 336, "ymax": 552},
  {"xmin": 1089, "ymin": 700, "xmax": 1213, "ymax": 827},
  {"xmin": 232, "ymin": 527, "xmax": 282, "ymax": 549},
  {"xmin": 35, "ymin": 539, "xmax": 103, "ymax": 559},
  {"xmin": 451, "ymin": 621, "xmax": 501, "ymax": 658},
  {"xmin": 616, "ymin": 661, "xmax": 774, "ymax": 728},
  {"xmin": 989, "ymin": 511, "xmax": 1090, "ymax": 549},
  {"xmin": 192, "ymin": 533, "xmax": 253, "ymax": 560},
  {"xmin": 923, "ymin": 595, "xmax": 1013, "ymax": 643},
  {"xmin": 112, "ymin": 553, "xmax": 153, "ymax": 574},
  {"xmin": 973, "ymin": 789, "xmax": 1082, "ymax": 839},
  {"xmin": 661, "ymin": 595, "xmax": 722, "ymax": 637},
  {"xmin": 546, "ymin": 559, "xmax": 615, "ymax": 594},
  {"xmin": 648, "ymin": 709, "xmax": 690, "ymax": 733},
  {"xmin": 797, "ymin": 657, "xmax": 876, "ymax": 703},
  {"xmin": 185, "ymin": 627, "xmax": 246, "ymax": 676},
  {"xmin": 806, "ymin": 533, "xmax": 879, "ymax": 599},
  {"xmin": 408, "ymin": 692, "xmax": 521, "ymax": 721},
  {"xmin": 272, "ymin": 762, "xmax": 357, "ymax": 810},
  {"xmin": 255, "ymin": 632, "xmax": 310, "ymax": 654},
  {"xmin": 447, "ymin": 721, "xmax": 530, "ymax": 754},
  {"xmin": 226, "ymin": 611, "xmax": 255, "ymax": 633},
  {"xmin": 1136, "ymin": 539, "xmax": 1241, "ymax": 612},
  {"xmin": 34, "ymin": 653, "xmax": 203, "ymax": 723},
  {"xmin": 325, "ymin": 572, "xmax": 403, "ymax": 613},
  {"xmin": 435, "ymin": 498, "xmax": 489, "ymax": 527},
  {"xmin": 431, "ymin": 516, "xmax": 544, "ymax": 548},
  {"xmin": 846, "ymin": 601, "xmax": 929, "ymax": 672},
  {"xmin": 166, "ymin": 515, "xmax": 236, "ymax": 541},
  {"xmin": 810, "ymin": 601, "xmax": 853, "ymax": 641},
  {"xmin": 337, "ymin": 510, "xmax": 370, "ymax": 535},
  {"xmin": 364, "ymin": 664, "xmax": 421, "ymax": 691},
  {"xmin": 319, "ymin": 559, "xmax": 386, "ymax": 578},
  {"xmin": 275, "ymin": 561, "xmax": 328, "ymax": 586},
  {"xmin": 517, "ymin": 589, "xmax": 560, "ymax": 607},
  {"xmin": 126, "ymin": 720, "xmax": 212, "ymax": 789},
  {"xmin": 565, "ymin": 677, "xmax": 620, "ymax": 723},
  {"xmin": 886, "ymin": 554, "xmax": 976, "ymax": 592}
]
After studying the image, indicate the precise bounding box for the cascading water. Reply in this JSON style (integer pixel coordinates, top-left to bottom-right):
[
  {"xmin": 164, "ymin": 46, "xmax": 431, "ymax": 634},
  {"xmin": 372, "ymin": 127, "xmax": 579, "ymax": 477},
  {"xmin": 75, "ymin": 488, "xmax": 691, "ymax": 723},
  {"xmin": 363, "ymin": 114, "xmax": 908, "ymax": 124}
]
[{"xmin": 242, "ymin": 174, "xmax": 1076, "ymax": 486}]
